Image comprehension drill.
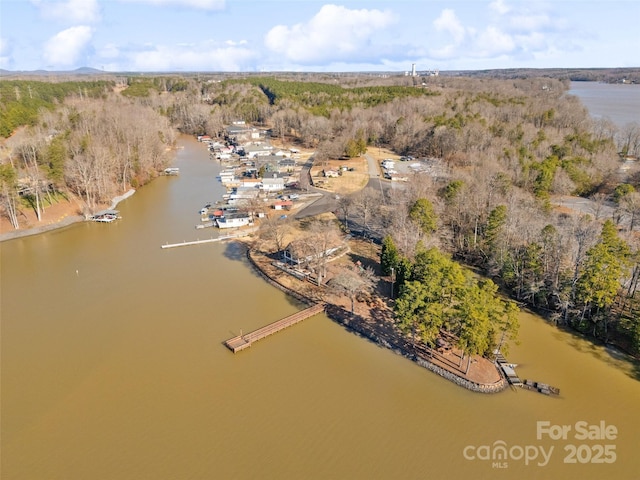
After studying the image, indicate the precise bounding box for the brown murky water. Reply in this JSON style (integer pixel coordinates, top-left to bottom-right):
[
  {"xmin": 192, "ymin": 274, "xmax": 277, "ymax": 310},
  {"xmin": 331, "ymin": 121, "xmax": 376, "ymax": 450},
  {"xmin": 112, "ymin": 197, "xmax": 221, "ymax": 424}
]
[{"xmin": 2, "ymin": 136, "xmax": 639, "ymax": 479}]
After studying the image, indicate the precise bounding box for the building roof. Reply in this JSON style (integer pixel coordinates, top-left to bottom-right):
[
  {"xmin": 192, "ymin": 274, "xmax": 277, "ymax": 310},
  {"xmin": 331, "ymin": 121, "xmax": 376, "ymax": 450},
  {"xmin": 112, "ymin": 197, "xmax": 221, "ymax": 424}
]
[{"xmin": 262, "ymin": 177, "xmax": 285, "ymax": 184}]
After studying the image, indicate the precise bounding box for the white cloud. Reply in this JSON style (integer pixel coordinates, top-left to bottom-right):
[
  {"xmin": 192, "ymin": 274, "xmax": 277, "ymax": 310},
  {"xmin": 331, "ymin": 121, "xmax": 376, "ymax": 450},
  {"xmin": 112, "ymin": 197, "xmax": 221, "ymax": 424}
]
[
  {"xmin": 265, "ymin": 4, "xmax": 396, "ymax": 64},
  {"xmin": 489, "ymin": 0, "xmax": 511, "ymax": 16},
  {"xmin": 119, "ymin": 0, "xmax": 225, "ymax": 9},
  {"xmin": 429, "ymin": 2, "xmax": 570, "ymax": 62},
  {"xmin": 123, "ymin": 42, "xmax": 256, "ymax": 71},
  {"xmin": 475, "ymin": 26, "xmax": 515, "ymax": 57},
  {"xmin": 43, "ymin": 26, "xmax": 93, "ymax": 67},
  {"xmin": 433, "ymin": 9, "xmax": 465, "ymax": 45},
  {"xmin": 507, "ymin": 14, "xmax": 554, "ymax": 34},
  {"xmin": 225, "ymin": 40, "xmax": 248, "ymax": 47},
  {"xmin": 31, "ymin": 0, "xmax": 101, "ymax": 23}
]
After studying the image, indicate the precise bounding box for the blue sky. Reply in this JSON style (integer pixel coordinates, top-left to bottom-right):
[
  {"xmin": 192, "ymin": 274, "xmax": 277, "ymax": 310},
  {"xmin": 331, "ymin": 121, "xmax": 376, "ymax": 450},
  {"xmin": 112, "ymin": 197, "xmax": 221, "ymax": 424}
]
[{"xmin": 1, "ymin": 0, "xmax": 638, "ymax": 72}]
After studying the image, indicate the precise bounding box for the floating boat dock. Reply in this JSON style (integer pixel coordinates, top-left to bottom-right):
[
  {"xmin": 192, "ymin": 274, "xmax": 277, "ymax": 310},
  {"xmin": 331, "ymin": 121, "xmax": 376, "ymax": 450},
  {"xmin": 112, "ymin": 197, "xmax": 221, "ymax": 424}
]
[
  {"xmin": 521, "ymin": 379, "xmax": 560, "ymax": 396},
  {"xmin": 224, "ymin": 303, "xmax": 325, "ymax": 352}
]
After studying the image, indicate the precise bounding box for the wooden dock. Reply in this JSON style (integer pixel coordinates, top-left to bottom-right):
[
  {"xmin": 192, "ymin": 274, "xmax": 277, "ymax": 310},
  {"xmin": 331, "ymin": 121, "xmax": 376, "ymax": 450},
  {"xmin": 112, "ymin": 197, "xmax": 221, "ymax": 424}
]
[
  {"xmin": 224, "ymin": 303, "xmax": 325, "ymax": 353},
  {"xmin": 161, "ymin": 231, "xmax": 251, "ymax": 249},
  {"xmin": 495, "ymin": 352, "xmax": 523, "ymax": 386},
  {"xmin": 495, "ymin": 351, "xmax": 560, "ymax": 395}
]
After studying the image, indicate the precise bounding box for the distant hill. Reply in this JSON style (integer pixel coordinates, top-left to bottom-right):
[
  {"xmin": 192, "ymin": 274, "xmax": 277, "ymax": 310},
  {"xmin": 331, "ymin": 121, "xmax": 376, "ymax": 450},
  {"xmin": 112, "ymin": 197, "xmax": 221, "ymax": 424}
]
[{"xmin": 1, "ymin": 67, "xmax": 105, "ymax": 77}]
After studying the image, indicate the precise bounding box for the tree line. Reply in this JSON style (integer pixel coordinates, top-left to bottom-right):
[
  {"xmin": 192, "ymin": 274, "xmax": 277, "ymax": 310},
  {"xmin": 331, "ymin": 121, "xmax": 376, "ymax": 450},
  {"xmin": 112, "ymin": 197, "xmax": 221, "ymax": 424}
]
[{"xmin": 0, "ymin": 80, "xmax": 176, "ymax": 226}]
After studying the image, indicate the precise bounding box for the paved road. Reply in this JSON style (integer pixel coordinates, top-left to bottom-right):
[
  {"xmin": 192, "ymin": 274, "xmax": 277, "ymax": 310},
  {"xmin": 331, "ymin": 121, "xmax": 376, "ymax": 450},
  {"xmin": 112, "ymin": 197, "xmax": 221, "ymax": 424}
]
[
  {"xmin": 552, "ymin": 195, "xmax": 616, "ymax": 218},
  {"xmin": 293, "ymin": 155, "xmax": 336, "ymax": 218}
]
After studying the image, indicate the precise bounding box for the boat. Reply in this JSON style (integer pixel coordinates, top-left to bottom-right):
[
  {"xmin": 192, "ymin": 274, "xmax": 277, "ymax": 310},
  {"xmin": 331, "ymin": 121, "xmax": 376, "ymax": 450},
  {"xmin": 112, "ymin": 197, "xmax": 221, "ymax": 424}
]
[
  {"xmin": 522, "ymin": 380, "xmax": 560, "ymax": 396},
  {"xmin": 163, "ymin": 167, "xmax": 180, "ymax": 175}
]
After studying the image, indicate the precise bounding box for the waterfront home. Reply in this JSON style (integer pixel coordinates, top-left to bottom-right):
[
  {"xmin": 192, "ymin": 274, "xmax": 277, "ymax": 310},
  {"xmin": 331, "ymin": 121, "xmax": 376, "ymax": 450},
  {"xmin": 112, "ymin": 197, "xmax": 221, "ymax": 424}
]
[
  {"xmin": 218, "ymin": 170, "xmax": 237, "ymax": 184},
  {"xmin": 239, "ymin": 178, "xmax": 261, "ymax": 188},
  {"xmin": 282, "ymin": 239, "xmax": 344, "ymax": 266},
  {"xmin": 215, "ymin": 212, "xmax": 253, "ymax": 229},
  {"xmin": 244, "ymin": 144, "xmax": 273, "ymax": 158},
  {"xmin": 229, "ymin": 187, "xmax": 260, "ymax": 201}
]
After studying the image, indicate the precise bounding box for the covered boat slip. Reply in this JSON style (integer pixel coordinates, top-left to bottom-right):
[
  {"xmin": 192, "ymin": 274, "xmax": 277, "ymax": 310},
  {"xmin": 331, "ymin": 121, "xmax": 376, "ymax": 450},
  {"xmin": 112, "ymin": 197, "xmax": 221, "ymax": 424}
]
[{"xmin": 90, "ymin": 209, "xmax": 120, "ymax": 223}]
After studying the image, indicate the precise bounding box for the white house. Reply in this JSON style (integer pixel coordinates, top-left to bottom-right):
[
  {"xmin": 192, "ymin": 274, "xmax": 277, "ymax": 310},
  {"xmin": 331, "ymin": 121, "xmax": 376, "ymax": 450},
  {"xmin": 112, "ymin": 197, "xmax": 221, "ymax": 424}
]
[
  {"xmin": 216, "ymin": 213, "xmax": 253, "ymax": 229},
  {"xmin": 261, "ymin": 177, "xmax": 285, "ymax": 192},
  {"xmin": 244, "ymin": 144, "xmax": 273, "ymax": 158},
  {"xmin": 238, "ymin": 178, "xmax": 261, "ymax": 188}
]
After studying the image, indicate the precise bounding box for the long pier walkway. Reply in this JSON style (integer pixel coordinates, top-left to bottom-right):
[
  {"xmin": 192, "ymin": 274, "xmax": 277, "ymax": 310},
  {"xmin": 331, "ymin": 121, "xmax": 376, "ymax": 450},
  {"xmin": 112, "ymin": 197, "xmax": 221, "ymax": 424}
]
[
  {"xmin": 224, "ymin": 303, "xmax": 325, "ymax": 352},
  {"xmin": 161, "ymin": 230, "xmax": 252, "ymax": 249}
]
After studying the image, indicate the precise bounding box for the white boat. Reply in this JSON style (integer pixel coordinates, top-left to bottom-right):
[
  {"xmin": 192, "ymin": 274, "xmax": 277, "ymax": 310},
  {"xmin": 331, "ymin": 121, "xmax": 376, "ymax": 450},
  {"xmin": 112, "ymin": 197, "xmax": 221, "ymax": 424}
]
[{"xmin": 164, "ymin": 167, "xmax": 180, "ymax": 175}]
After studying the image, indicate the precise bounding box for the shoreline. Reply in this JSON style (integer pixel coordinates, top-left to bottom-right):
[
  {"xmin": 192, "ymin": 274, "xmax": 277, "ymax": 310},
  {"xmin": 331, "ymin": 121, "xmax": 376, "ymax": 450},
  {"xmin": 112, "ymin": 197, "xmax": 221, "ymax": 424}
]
[
  {"xmin": 244, "ymin": 245, "xmax": 508, "ymax": 394},
  {"xmin": 0, "ymin": 215, "xmax": 84, "ymax": 242},
  {"xmin": 0, "ymin": 189, "xmax": 135, "ymax": 243}
]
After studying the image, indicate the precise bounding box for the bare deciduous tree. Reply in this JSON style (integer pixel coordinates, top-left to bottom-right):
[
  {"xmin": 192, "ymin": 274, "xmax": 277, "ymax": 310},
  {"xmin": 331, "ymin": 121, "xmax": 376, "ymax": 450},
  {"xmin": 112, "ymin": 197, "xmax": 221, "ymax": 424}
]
[{"xmin": 329, "ymin": 263, "xmax": 376, "ymax": 314}]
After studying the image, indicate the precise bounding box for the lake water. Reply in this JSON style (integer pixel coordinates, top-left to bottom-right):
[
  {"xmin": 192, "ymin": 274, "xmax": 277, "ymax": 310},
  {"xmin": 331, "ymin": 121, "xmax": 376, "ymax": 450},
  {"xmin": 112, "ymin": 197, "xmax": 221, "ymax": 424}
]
[
  {"xmin": 569, "ymin": 81, "xmax": 640, "ymax": 128},
  {"xmin": 2, "ymin": 136, "xmax": 639, "ymax": 479}
]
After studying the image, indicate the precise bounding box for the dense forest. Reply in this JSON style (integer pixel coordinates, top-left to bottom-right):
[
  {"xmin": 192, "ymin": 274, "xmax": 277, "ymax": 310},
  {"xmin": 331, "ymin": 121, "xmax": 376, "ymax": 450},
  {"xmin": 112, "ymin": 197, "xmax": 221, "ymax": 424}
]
[{"xmin": 1, "ymin": 71, "xmax": 638, "ymax": 356}]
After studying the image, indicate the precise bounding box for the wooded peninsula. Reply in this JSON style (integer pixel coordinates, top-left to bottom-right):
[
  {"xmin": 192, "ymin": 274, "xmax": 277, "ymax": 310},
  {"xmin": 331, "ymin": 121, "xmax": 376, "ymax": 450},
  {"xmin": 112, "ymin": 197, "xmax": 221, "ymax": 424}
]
[{"xmin": 1, "ymin": 69, "xmax": 639, "ymax": 360}]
